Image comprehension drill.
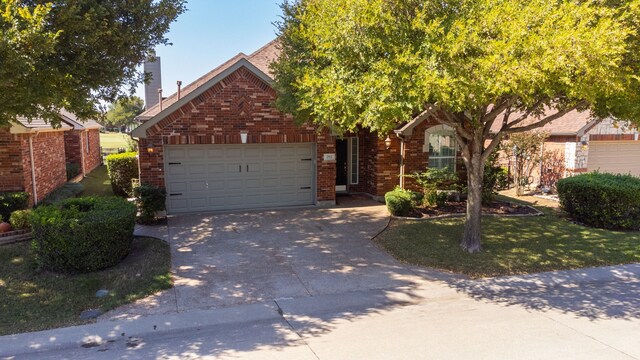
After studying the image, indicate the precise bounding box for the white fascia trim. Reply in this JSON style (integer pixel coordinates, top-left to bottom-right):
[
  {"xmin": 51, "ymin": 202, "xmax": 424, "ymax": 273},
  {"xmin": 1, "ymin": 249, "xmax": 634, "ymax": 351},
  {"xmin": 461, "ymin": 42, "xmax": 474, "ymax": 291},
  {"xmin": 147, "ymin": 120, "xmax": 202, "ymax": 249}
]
[{"xmin": 131, "ymin": 59, "xmax": 274, "ymax": 139}]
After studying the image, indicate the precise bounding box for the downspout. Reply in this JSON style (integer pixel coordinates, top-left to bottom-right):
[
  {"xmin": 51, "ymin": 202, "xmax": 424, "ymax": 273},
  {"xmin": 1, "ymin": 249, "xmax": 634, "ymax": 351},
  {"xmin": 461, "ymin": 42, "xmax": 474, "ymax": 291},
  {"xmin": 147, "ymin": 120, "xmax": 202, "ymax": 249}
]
[
  {"xmin": 28, "ymin": 133, "xmax": 38, "ymax": 205},
  {"xmin": 81, "ymin": 130, "xmax": 87, "ymax": 176}
]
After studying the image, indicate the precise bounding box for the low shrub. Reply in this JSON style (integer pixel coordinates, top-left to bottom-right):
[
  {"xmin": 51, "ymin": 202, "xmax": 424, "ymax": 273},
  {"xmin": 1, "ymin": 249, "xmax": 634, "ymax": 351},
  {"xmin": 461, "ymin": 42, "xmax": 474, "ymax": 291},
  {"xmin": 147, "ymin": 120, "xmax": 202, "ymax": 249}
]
[
  {"xmin": 9, "ymin": 209, "xmax": 32, "ymax": 230},
  {"xmin": 426, "ymin": 190, "xmax": 448, "ymax": 208},
  {"xmin": 557, "ymin": 172, "xmax": 640, "ymax": 230},
  {"xmin": 385, "ymin": 188, "xmax": 414, "ymax": 216},
  {"xmin": 30, "ymin": 197, "xmax": 136, "ymax": 273},
  {"xmin": 133, "ymin": 184, "xmax": 167, "ymax": 223},
  {"xmin": 40, "ymin": 183, "xmax": 84, "ymax": 205},
  {"xmin": 66, "ymin": 162, "xmax": 81, "ymax": 180},
  {"xmin": 105, "ymin": 152, "xmax": 139, "ymax": 197},
  {"xmin": 0, "ymin": 192, "xmax": 29, "ymax": 222}
]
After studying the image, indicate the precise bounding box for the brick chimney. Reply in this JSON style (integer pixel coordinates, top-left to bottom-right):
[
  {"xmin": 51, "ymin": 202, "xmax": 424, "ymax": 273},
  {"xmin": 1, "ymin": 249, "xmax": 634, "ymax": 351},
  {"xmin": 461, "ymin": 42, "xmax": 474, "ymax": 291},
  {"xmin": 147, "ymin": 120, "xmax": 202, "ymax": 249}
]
[{"xmin": 144, "ymin": 50, "xmax": 162, "ymax": 109}]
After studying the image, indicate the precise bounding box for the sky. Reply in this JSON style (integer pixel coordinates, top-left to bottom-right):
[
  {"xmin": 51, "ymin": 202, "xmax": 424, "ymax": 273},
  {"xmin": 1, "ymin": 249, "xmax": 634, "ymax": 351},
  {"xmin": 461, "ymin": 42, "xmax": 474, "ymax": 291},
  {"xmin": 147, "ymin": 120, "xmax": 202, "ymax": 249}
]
[{"xmin": 134, "ymin": 0, "xmax": 283, "ymax": 104}]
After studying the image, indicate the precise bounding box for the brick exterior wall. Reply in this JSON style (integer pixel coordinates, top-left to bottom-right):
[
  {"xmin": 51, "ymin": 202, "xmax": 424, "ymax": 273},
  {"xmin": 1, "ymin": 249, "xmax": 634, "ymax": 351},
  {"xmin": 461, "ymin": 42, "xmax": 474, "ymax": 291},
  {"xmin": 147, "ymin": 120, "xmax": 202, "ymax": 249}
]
[
  {"xmin": 83, "ymin": 129, "xmax": 102, "ymax": 173},
  {"xmin": 0, "ymin": 128, "xmax": 26, "ymax": 193},
  {"xmin": 64, "ymin": 130, "xmax": 82, "ymax": 166},
  {"xmin": 24, "ymin": 132, "xmax": 67, "ymax": 205},
  {"xmin": 138, "ymin": 66, "xmax": 336, "ymax": 203}
]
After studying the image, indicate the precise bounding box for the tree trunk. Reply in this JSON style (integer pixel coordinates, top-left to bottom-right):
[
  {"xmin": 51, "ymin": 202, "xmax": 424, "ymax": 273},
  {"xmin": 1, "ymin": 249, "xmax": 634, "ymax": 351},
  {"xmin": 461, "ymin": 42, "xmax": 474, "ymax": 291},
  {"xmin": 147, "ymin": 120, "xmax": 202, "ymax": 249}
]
[{"xmin": 461, "ymin": 143, "xmax": 484, "ymax": 253}]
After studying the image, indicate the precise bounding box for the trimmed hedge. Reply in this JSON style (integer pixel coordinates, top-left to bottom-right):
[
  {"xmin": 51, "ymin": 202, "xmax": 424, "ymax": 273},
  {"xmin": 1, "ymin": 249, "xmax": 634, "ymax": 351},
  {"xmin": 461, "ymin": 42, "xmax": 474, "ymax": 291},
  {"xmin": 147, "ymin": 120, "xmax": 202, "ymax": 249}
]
[
  {"xmin": 385, "ymin": 188, "xmax": 414, "ymax": 216},
  {"xmin": 30, "ymin": 197, "xmax": 136, "ymax": 273},
  {"xmin": 105, "ymin": 152, "xmax": 139, "ymax": 197},
  {"xmin": 0, "ymin": 192, "xmax": 29, "ymax": 222},
  {"xmin": 557, "ymin": 172, "xmax": 640, "ymax": 230}
]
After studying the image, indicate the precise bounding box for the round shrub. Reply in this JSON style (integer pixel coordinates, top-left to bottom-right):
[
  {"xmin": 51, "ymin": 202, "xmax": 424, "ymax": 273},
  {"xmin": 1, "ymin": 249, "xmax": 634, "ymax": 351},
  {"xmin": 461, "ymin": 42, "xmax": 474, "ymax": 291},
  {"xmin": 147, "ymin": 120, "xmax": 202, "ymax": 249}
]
[
  {"xmin": 385, "ymin": 189, "xmax": 413, "ymax": 216},
  {"xmin": 9, "ymin": 209, "xmax": 32, "ymax": 230},
  {"xmin": 105, "ymin": 152, "xmax": 139, "ymax": 197},
  {"xmin": 0, "ymin": 192, "xmax": 29, "ymax": 223},
  {"xmin": 30, "ymin": 197, "xmax": 137, "ymax": 273},
  {"xmin": 557, "ymin": 172, "xmax": 640, "ymax": 230}
]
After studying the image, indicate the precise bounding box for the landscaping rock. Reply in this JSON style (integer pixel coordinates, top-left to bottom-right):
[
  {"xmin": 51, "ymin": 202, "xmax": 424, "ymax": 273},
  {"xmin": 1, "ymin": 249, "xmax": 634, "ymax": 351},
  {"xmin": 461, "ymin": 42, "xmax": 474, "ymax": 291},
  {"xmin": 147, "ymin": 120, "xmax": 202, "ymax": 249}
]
[
  {"xmin": 95, "ymin": 289, "xmax": 109, "ymax": 298},
  {"xmin": 79, "ymin": 309, "xmax": 103, "ymax": 320}
]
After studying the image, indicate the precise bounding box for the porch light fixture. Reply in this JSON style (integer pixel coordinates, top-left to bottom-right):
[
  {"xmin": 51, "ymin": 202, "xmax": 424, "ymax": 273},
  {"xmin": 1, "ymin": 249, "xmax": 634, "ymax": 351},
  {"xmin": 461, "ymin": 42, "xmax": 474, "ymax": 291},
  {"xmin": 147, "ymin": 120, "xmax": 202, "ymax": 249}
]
[
  {"xmin": 147, "ymin": 142, "xmax": 155, "ymax": 153},
  {"xmin": 384, "ymin": 136, "xmax": 392, "ymax": 149},
  {"xmin": 240, "ymin": 131, "xmax": 248, "ymax": 144}
]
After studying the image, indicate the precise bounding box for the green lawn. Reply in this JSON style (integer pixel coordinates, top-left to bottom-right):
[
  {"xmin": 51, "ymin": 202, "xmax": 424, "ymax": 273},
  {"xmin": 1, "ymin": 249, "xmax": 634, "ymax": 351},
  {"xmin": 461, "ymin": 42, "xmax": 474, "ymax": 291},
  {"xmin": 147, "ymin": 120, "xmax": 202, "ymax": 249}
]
[
  {"xmin": 79, "ymin": 165, "xmax": 113, "ymax": 197},
  {"xmin": 374, "ymin": 197, "xmax": 640, "ymax": 278},
  {"xmin": 100, "ymin": 132, "xmax": 129, "ymax": 149},
  {"xmin": 0, "ymin": 237, "xmax": 171, "ymax": 335}
]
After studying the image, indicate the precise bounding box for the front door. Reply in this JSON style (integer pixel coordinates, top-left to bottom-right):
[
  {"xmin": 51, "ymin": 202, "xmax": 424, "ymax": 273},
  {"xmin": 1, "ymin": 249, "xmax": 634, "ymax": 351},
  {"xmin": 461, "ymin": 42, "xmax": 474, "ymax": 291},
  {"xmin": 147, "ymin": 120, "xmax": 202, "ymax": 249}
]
[{"xmin": 336, "ymin": 139, "xmax": 348, "ymax": 192}]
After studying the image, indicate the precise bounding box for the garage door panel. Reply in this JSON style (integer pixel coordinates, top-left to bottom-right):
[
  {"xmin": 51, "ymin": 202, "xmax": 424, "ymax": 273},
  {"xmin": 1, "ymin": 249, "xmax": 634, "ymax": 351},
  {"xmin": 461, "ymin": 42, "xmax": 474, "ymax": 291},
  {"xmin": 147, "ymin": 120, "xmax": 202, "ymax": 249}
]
[
  {"xmin": 165, "ymin": 143, "xmax": 315, "ymax": 213},
  {"xmin": 588, "ymin": 141, "xmax": 640, "ymax": 176}
]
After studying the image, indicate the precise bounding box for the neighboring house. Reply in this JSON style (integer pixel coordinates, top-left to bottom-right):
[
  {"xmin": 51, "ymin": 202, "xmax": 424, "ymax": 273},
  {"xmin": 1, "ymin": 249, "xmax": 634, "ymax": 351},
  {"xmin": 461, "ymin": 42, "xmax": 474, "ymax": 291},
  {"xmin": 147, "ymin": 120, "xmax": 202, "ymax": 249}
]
[
  {"xmin": 60, "ymin": 110, "xmax": 103, "ymax": 177},
  {"xmin": 489, "ymin": 109, "xmax": 640, "ymax": 184},
  {"xmin": 0, "ymin": 112, "xmax": 102, "ymax": 206}
]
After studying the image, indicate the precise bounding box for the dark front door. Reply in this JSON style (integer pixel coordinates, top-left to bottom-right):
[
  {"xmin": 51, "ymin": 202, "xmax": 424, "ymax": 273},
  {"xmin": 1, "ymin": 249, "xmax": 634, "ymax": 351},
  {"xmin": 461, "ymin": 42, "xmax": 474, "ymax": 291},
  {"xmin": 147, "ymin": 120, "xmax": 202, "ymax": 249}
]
[{"xmin": 336, "ymin": 139, "xmax": 348, "ymax": 192}]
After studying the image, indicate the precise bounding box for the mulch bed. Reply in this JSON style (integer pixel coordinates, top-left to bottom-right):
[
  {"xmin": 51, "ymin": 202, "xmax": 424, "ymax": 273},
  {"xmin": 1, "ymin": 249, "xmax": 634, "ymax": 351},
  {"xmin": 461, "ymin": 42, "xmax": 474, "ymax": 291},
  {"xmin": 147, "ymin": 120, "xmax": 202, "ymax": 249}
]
[{"xmin": 404, "ymin": 200, "xmax": 539, "ymax": 219}]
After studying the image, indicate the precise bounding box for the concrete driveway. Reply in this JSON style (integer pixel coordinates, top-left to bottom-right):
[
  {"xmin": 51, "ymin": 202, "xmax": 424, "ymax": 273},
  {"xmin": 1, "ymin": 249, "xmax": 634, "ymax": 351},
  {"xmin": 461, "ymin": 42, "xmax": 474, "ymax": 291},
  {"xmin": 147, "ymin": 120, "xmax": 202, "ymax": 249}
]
[{"xmin": 103, "ymin": 198, "xmax": 430, "ymax": 320}]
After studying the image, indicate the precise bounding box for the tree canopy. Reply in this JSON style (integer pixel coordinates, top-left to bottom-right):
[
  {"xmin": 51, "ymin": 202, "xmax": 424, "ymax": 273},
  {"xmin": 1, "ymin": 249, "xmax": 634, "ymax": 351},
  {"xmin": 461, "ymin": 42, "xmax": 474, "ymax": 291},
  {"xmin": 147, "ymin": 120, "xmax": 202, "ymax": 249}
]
[
  {"xmin": 272, "ymin": 0, "xmax": 640, "ymax": 252},
  {"xmin": 0, "ymin": 0, "xmax": 185, "ymax": 127},
  {"xmin": 104, "ymin": 96, "xmax": 144, "ymax": 129}
]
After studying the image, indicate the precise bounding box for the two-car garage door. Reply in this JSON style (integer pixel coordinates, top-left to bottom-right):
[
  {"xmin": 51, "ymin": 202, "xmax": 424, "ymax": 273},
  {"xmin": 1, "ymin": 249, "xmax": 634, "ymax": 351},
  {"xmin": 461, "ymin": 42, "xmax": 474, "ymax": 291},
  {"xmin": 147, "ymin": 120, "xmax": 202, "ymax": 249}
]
[{"xmin": 164, "ymin": 143, "xmax": 315, "ymax": 214}]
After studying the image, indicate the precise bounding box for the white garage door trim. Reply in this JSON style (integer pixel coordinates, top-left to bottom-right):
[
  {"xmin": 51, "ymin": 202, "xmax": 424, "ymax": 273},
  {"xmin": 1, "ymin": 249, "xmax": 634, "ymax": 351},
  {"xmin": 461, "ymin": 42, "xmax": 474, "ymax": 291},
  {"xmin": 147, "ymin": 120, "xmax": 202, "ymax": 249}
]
[
  {"xmin": 164, "ymin": 143, "xmax": 316, "ymax": 214},
  {"xmin": 587, "ymin": 140, "xmax": 640, "ymax": 176}
]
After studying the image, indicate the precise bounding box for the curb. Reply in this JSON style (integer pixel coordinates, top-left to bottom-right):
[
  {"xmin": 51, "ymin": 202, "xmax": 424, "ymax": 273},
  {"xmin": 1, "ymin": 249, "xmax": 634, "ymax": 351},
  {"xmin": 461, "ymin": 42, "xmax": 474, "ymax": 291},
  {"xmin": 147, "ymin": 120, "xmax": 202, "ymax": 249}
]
[
  {"xmin": 0, "ymin": 302, "xmax": 280, "ymax": 358},
  {"xmin": 457, "ymin": 263, "xmax": 640, "ymax": 292}
]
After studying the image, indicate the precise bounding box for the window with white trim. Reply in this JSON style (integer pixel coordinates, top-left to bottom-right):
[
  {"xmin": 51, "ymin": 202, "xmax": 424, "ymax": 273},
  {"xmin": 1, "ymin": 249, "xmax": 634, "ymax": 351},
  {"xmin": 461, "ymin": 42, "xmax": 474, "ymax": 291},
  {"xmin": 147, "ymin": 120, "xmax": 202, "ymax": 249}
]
[{"xmin": 424, "ymin": 125, "xmax": 456, "ymax": 171}]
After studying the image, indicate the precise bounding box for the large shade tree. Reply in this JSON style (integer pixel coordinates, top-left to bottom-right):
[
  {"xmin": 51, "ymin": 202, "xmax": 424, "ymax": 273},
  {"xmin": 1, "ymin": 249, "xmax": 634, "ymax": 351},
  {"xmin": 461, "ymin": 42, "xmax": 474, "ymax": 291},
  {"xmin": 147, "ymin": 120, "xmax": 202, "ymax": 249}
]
[
  {"xmin": 104, "ymin": 96, "xmax": 145, "ymax": 130},
  {"xmin": 272, "ymin": 0, "xmax": 640, "ymax": 252},
  {"xmin": 0, "ymin": 0, "xmax": 185, "ymax": 127}
]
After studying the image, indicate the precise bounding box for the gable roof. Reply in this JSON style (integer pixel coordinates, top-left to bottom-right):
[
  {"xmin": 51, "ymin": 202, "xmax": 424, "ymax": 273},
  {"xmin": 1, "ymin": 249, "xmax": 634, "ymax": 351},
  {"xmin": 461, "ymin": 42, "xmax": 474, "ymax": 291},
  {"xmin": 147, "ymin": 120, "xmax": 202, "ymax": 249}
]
[
  {"xmin": 10, "ymin": 116, "xmax": 72, "ymax": 134},
  {"xmin": 136, "ymin": 39, "xmax": 280, "ymax": 122},
  {"xmin": 131, "ymin": 57, "xmax": 275, "ymax": 138},
  {"xmin": 58, "ymin": 109, "xmax": 102, "ymax": 130}
]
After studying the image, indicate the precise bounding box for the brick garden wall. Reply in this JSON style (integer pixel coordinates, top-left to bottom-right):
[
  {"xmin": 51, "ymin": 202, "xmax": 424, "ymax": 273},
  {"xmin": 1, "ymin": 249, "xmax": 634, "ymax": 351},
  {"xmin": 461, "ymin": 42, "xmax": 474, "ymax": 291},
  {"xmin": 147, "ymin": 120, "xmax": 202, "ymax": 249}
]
[{"xmin": 139, "ymin": 66, "xmax": 336, "ymax": 203}]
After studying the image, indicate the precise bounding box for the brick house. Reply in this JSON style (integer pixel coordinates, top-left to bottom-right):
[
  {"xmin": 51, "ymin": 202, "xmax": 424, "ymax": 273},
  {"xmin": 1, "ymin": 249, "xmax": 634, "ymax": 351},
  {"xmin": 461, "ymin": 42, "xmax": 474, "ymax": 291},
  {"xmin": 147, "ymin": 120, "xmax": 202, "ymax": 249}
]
[
  {"xmin": 0, "ymin": 112, "xmax": 102, "ymax": 206},
  {"xmin": 132, "ymin": 40, "xmax": 457, "ymax": 214},
  {"xmin": 487, "ymin": 109, "xmax": 640, "ymax": 185},
  {"xmin": 60, "ymin": 110, "xmax": 103, "ymax": 177}
]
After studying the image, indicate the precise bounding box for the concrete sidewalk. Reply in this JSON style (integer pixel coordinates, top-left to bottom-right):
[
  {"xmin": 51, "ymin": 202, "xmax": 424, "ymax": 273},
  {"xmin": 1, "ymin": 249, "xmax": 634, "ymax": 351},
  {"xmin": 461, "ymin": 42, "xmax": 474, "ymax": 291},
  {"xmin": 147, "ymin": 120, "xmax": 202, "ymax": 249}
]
[{"xmin": 2, "ymin": 264, "xmax": 639, "ymax": 359}]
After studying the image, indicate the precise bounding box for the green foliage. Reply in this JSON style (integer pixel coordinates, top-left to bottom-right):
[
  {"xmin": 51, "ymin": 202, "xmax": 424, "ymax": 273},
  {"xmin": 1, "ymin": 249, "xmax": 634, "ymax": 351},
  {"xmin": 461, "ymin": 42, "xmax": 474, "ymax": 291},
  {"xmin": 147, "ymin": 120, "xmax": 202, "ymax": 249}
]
[
  {"xmin": 385, "ymin": 188, "xmax": 414, "ymax": 216},
  {"xmin": 0, "ymin": 1, "xmax": 185, "ymax": 127},
  {"xmin": 426, "ymin": 191, "xmax": 449, "ymax": 208},
  {"xmin": 273, "ymin": 0, "xmax": 640, "ymax": 249},
  {"xmin": 133, "ymin": 184, "xmax": 167, "ymax": 223},
  {"xmin": 105, "ymin": 152, "xmax": 139, "ymax": 197},
  {"xmin": 30, "ymin": 197, "xmax": 136, "ymax": 273},
  {"xmin": 0, "ymin": 192, "xmax": 29, "ymax": 222},
  {"xmin": 104, "ymin": 96, "xmax": 144, "ymax": 129},
  {"xmin": 483, "ymin": 151, "xmax": 509, "ymax": 205},
  {"xmin": 40, "ymin": 183, "xmax": 84, "ymax": 206},
  {"xmin": 558, "ymin": 172, "xmax": 640, "ymax": 230},
  {"xmin": 9, "ymin": 209, "xmax": 31, "ymax": 230},
  {"xmin": 66, "ymin": 162, "xmax": 81, "ymax": 180}
]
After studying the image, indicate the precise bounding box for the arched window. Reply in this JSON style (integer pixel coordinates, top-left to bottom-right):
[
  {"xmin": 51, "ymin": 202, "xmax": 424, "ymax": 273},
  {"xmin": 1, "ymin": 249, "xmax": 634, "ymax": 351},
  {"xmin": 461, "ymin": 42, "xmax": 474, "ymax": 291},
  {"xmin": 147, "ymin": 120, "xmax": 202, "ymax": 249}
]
[{"xmin": 424, "ymin": 125, "xmax": 457, "ymax": 171}]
